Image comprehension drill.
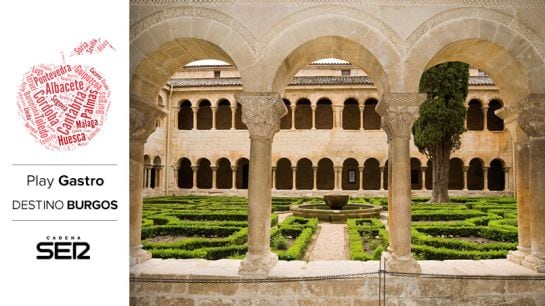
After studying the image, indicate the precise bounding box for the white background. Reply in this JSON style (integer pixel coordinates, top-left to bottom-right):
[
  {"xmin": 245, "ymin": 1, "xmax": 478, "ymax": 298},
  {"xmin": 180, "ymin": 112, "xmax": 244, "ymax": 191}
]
[{"xmin": 0, "ymin": 1, "xmax": 128, "ymax": 305}]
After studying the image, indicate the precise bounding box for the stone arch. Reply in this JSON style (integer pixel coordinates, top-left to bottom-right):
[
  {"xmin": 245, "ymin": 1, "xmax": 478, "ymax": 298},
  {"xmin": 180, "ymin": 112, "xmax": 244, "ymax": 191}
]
[
  {"xmin": 216, "ymin": 99, "xmax": 232, "ymax": 130},
  {"xmin": 363, "ymin": 158, "xmax": 381, "ymax": 190},
  {"xmin": 468, "ymin": 158, "xmax": 484, "ymax": 190},
  {"xmin": 363, "ymin": 98, "xmax": 381, "ymax": 130},
  {"xmin": 489, "ymin": 158, "xmax": 506, "ymax": 191},
  {"xmin": 236, "ymin": 158, "xmax": 249, "ymax": 189},
  {"xmin": 487, "ymin": 99, "xmax": 504, "ymax": 131},
  {"xmin": 216, "ymin": 158, "xmax": 232, "ymax": 189},
  {"xmin": 448, "ymin": 158, "xmax": 464, "ymax": 190},
  {"xmin": 343, "ymin": 98, "xmax": 360, "ymax": 130},
  {"xmin": 196, "ymin": 158, "xmax": 212, "ymax": 189},
  {"xmin": 342, "ymin": 158, "xmax": 359, "ymax": 190},
  {"xmin": 276, "ymin": 158, "xmax": 292, "ymax": 190},
  {"xmin": 178, "ymin": 100, "xmax": 193, "ymax": 130},
  {"xmin": 316, "ymin": 98, "xmax": 333, "ymax": 129},
  {"xmin": 295, "ymin": 98, "xmax": 312, "ymax": 129},
  {"xmin": 296, "ymin": 158, "xmax": 313, "ymax": 190},
  {"xmin": 410, "ymin": 158, "xmax": 422, "ymax": 190},
  {"xmin": 406, "ymin": 9, "xmax": 545, "ymax": 104},
  {"xmin": 317, "ymin": 158, "xmax": 334, "ymax": 190},
  {"xmin": 467, "ymin": 99, "xmax": 484, "ymax": 131},
  {"xmin": 177, "ymin": 158, "xmax": 193, "ymax": 189},
  {"xmin": 197, "ymin": 99, "xmax": 212, "ymax": 130},
  {"xmin": 280, "ymin": 99, "xmax": 292, "ymax": 130}
]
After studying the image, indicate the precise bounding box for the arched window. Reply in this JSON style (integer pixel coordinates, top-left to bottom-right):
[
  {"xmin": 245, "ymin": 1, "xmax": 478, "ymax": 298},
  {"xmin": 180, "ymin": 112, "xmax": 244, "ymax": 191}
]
[
  {"xmin": 177, "ymin": 158, "xmax": 193, "ymax": 189},
  {"xmin": 280, "ymin": 99, "xmax": 292, "ymax": 130},
  {"xmin": 410, "ymin": 158, "xmax": 422, "ymax": 190},
  {"xmin": 363, "ymin": 158, "xmax": 380, "ymax": 190},
  {"xmin": 197, "ymin": 100, "xmax": 212, "ymax": 130},
  {"xmin": 295, "ymin": 99, "xmax": 312, "ymax": 129},
  {"xmin": 178, "ymin": 100, "xmax": 193, "ymax": 130},
  {"xmin": 343, "ymin": 98, "xmax": 360, "ymax": 130},
  {"xmin": 236, "ymin": 158, "xmax": 249, "ymax": 189},
  {"xmin": 316, "ymin": 98, "xmax": 333, "ymax": 129},
  {"xmin": 488, "ymin": 159, "xmax": 505, "ymax": 191},
  {"xmin": 363, "ymin": 99, "xmax": 381, "ymax": 130},
  {"xmin": 216, "ymin": 99, "xmax": 232, "ymax": 130},
  {"xmin": 276, "ymin": 158, "xmax": 292, "ymax": 190},
  {"xmin": 468, "ymin": 158, "xmax": 484, "ymax": 190},
  {"xmin": 467, "ymin": 99, "xmax": 484, "ymax": 131},
  {"xmin": 296, "ymin": 158, "xmax": 313, "ymax": 190},
  {"xmin": 342, "ymin": 158, "xmax": 359, "ymax": 190},
  {"xmin": 150, "ymin": 156, "xmax": 162, "ymax": 189},
  {"xmin": 216, "ymin": 158, "xmax": 232, "ymax": 189},
  {"xmin": 487, "ymin": 100, "xmax": 504, "ymax": 131},
  {"xmin": 196, "ymin": 158, "xmax": 212, "ymax": 189},
  {"xmin": 448, "ymin": 158, "xmax": 464, "ymax": 190},
  {"xmin": 317, "ymin": 158, "xmax": 334, "ymax": 190},
  {"xmin": 235, "ymin": 103, "xmax": 247, "ymax": 130}
]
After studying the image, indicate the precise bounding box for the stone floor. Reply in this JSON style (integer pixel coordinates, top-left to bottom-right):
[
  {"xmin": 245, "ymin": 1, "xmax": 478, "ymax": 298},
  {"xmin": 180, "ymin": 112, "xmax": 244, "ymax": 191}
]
[{"xmin": 307, "ymin": 223, "xmax": 348, "ymax": 261}]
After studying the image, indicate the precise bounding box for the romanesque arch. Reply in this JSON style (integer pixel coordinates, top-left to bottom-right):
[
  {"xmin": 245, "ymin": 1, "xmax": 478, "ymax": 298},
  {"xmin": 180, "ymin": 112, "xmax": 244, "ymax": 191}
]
[
  {"xmin": 197, "ymin": 100, "xmax": 212, "ymax": 130},
  {"xmin": 276, "ymin": 158, "xmax": 293, "ymax": 190},
  {"xmin": 235, "ymin": 158, "xmax": 249, "ymax": 189},
  {"xmin": 343, "ymin": 98, "xmax": 360, "ymax": 130},
  {"xmin": 216, "ymin": 158, "xmax": 232, "ymax": 189},
  {"xmin": 317, "ymin": 158, "xmax": 334, "ymax": 190},
  {"xmin": 487, "ymin": 99, "xmax": 504, "ymax": 131},
  {"xmin": 468, "ymin": 158, "xmax": 484, "ymax": 190},
  {"xmin": 295, "ymin": 98, "xmax": 312, "ymax": 129},
  {"xmin": 296, "ymin": 158, "xmax": 313, "ymax": 190},
  {"xmin": 316, "ymin": 98, "xmax": 333, "ymax": 129},
  {"xmin": 363, "ymin": 98, "xmax": 381, "ymax": 130},
  {"xmin": 196, "ymin": 158, "xmax": 212, "ymax": 189},
  {"xmin": 363, "ymin": 158, "xmax": 381, "ymax": 190},
  {"xmin": 177, "ymin": 158, "xmax": 193, "ymax": 189},
  {"xmin": 216, "ymin": 99, "xmax": 232, "ymax": 130},
  {"xmin": 467, "ymin": 99, "xmax": 484, "ymax": 131},
  {"xmin": 448, "ymin": 158, "xmax": 464, "ymax": 190},
  {"xmin": 488, "ymin": 158, "xmax": 506, "ymax": 191},
  {"xmin": 178, "ymin": 100, "xmax": 193, "ymax": 130},
  {"xmin": 342, "ymin": 158, "xmax": 359, "ymax": 190}
]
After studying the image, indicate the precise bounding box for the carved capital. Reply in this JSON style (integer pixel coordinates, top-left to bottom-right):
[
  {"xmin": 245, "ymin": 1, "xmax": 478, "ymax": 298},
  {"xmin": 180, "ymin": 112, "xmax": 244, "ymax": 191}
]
[
  {"xmin": 236, "ymin": 92, "xmax": 287, "ymax": 140},
  {"xmin": 516, "ymin": 94, "xmax": 545, "ymax": 138},
  {"xmin": 377, "ymin": 93, "xmax": 425, "ymax": 139},
  {"xmin": 130, "ymin": 98, "xmax": 167, "ymax": 143}
]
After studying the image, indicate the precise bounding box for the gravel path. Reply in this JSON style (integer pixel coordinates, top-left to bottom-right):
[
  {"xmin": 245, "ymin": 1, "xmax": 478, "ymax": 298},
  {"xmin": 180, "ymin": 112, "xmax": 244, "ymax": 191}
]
[{"xmin": 308, "ymin": 223, "xmax": 348, "ymax": 260}]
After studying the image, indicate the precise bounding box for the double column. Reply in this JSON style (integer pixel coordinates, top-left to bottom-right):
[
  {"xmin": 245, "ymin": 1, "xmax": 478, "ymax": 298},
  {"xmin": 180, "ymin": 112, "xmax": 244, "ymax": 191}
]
[
  {"xmin": 517, "ymin": 95, "xmax": 545, "ymax": 272},
  {"xmin": 377, "ymin": 93, "xmax": 424, "ymax": 273},
  {"xmin": 130, "ymin": 100, "xmax": 166, "ymax": 265},
  {"xmin": 236, "ymin": 92, "xmax": 287, "ymax": 275}
]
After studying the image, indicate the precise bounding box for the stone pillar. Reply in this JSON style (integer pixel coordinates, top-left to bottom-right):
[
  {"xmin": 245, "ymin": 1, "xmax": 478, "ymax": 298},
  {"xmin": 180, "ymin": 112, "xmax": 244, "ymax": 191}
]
[
  {"xmin": 504, "ymin": 167, "xmax": 511, "ymax": 192},
  {"xmin": 313, "ymin": 166, "xmax": 318, "ymax": 191},
  {"xmin": 359, "ymin": 166, "xmax": 364, "ymax": 190},
  {"xmin": 192, "ymin": 166, "xmax": 199, "ymax": 190},
  {"xmin": 311, "ymin": 105, "xmax": 316, "ymax": 130},
  {"xmin": 292, "ymin": 166, "xmax": 297, "ymax": 190},
  {"xmin": 421, "ymin": 166, "xmax": 427, "ymax": 191},
  {"xmin": 271, "ymin": 167, "xmax": 276, "ymax": 190},
  {"xmin": 334, "ymin": 166, "xmax": 342, "ymax": 190},
  {"xmin": 192, "ymin": 106, "xmax": 198, "ymax": 130},
  {"xmin": 379, "ymin": 166, "xmax": 385, "ymax": 191},
  {"xmin": 211, "ymin": 106, "xmax": 217, "ymax": 130},
  {"xmin": 360, "ymin": 105, "xmax": 365, "ymax": 130},
  {"xmin": 211, "ymin": 166, "xmax": 217, "ymax": 189},
  {"xmin": 231, "ymin": 165, "xmax": 237, "ymax": 190},
  {"xmin": 483, "ymin": 106, "xmax": 489, "ymax": 131},
  {"xmin": 334, "ymin": 105, "xmax": 342, "ymax": 128},
  {"xmin": 290, "ymin": 105, "xmax": 296, "ymax": 130},
  {"xmin": 130, "ymin": 100, "xmax": 166, "ymax": 265},
  {"xmin": 172, "ymin": 165, "xmax": 179, "ymax": 190},
  {"xmin": 376, "ymin": 93, "xmax": 424, "ymax": 273},
  {"xmin": 231, "ymin": 106, "xmax": 237, "ymax": 130},
  {"xmin": 483, "ymin": 166, "xmax": 489, "ymax": 192},
  {"xmin": 463, "ymin": 166, "xmax": 469, "ymax": 191},
  {"xmin": 518, "ymin": 95, "xmax": 545, "ymax": 272},
  {"xmin": 236, "ymin": 92, "xmax": 287, "ymax": 275}
]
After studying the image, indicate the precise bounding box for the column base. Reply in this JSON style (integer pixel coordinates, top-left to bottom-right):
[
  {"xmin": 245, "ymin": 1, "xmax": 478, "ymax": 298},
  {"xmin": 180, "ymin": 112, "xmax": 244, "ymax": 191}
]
[
  {"xmin": 521, "ymin": 252, "xmax": 545, "ymax": 273},
  {"xmin": 385, "ymin": 252, "xmax": 421, "ymax": 273},
  {"xmin": 130, "ymin": 245, "xmax": 152, "ymax": 266},
  {"xmin": 239, "ymin": 252, "xmax": 278, "ymax": 276},
  {"xmin": 507, "ymin": 246, "xmax": 531, "ymax": 265}
]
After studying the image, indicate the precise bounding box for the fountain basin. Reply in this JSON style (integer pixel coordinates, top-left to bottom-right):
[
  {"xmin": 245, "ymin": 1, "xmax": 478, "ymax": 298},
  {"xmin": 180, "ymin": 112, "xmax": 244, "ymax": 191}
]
[
  {"xmin": 290, "ymin": 203, "xmax": 382, "ymax": 222},
  {"xmin": 323, "ymin": 194, "xmax": 349, "ymax": 209}
]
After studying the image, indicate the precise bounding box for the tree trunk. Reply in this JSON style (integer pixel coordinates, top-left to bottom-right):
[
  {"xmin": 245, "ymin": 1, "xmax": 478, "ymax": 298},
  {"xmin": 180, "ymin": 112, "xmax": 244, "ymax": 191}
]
[{"xmin": 430, "ymin": 143, "xmax": 451, "ymax": 203}]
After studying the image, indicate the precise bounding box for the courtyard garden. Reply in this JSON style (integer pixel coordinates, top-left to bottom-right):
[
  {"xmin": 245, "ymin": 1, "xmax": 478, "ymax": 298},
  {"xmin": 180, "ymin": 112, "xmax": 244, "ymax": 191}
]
[{"xmin": 141, "ymin": 196, "xmax": 517, "ymax": 261}]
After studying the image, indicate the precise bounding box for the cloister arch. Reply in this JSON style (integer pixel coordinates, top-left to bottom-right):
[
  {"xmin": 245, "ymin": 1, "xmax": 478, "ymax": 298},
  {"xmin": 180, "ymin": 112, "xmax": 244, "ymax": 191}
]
[
  {"xmin": 489, "ymin": 158, "xmax": 506, "ymax": 191},
  {"xmin": 487, "ymin": 99, "xmax": 504, "ymax": 131},
  {"xmin": 276, "ymin": 158, "xmax": 292, "ymax": 190},
  {"xmin": 363, "ymin": 158, "xmax": 381, "ymax": 190},
  {"xmin": 343, "ymin": 98, "xmax": 360, "ymax": 130},
  {"xmin": 177, "ymin": 158, "xmax": 193, "ymax": 189},
  {"xmin": 468, "ymin": 158, "xmax": 485, "ymax": 190},
  {"xmin": 317, "ymin": 158, "xmax": 334, "ymax": 190},
  {"xmin": 448, "ymin": 158, "xmax": 464, "ymax": 190},
  {"xmin": 178, "ymin": 100, "xmax": 193, "ymax": 130},
  {"xmin": 196, "ymin": 158, "xmax": 212, "ymax": 189},
  {"xmin": 296, "ymin": 158, "xmax": 313, "ymax": 190},
  {"xmin": 235, "ymin": 158, "xmax": 249, "ymax": 189},
  {"xmin": 410, "ymin": 158, "xmax": 422, "ymax": 190},
  {"xmin": 467, "ymin": 99, "xmax": 484, "ymax": 131},
  {"xmin": 342, "ymin": 158, "xmax": 359, "ymax": 190},
  {"xmin": 216, "ymin": 99, "xmax": 232, "ymax": 130},
  {"xmin": 363, "ymin": 98, "xmax": 381, "ymax": 130},
  {"xmin": 197, "ymin": 100, "xmax": 212, "ymax": 130},
  {"xmin": 216, "ymin": 158, "xmax": 232, "ymax": 189},
  {"xmin": 316, "ymin": 98, "xmax": 333, "ymax": 129},
  {"xmin": 295, "ymin": 99, "xmax": 312, "ymax": 129}
]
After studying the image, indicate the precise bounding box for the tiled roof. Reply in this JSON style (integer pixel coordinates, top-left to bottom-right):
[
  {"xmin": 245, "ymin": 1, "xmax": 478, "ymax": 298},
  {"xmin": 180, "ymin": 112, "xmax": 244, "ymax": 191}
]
[{"xmin": 168, "ymin": 75, "xmax": 494, "ymax": 88}]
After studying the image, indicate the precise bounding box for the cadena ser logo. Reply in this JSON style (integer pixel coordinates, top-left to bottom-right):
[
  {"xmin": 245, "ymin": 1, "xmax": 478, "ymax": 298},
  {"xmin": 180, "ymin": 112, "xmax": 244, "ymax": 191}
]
[{"xmin": 36, "ymin": 235, "xmax": 90, "ymax": 260}]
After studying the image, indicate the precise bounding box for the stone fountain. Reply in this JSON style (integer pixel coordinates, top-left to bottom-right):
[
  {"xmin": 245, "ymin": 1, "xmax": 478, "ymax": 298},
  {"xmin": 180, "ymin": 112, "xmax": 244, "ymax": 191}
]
[{"xmin": 290, "ymin": 194, "xmax": 382, "ymax": 222}]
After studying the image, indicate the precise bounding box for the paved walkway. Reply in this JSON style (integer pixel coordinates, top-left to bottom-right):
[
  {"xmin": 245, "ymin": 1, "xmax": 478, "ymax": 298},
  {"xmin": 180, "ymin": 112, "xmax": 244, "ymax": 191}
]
[{"xmin": 307, "ymin": 223, "xmax": 348, "ymax": 260}]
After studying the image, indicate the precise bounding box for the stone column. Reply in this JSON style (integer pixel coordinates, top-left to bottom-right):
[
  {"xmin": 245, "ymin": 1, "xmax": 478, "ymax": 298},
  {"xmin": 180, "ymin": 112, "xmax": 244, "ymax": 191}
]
[
  {"xmin": 334, "ymin": 166, "xmax": 342, "ymax": 190},
  {"xmin": 379, "ymin": 166, "xmax": 385, "ymax": 191},
  {"xmin": 231, "ymin": 106, "xmax": 237, "ymax": 130},
  {"xmin": 518, "ymin": 95, "xmax": 545, "ymax": 272},
  {"xmin": 211, "ymin": 166, "xmax": 217, "ymax": 189},
  {"xmin": 290, "ymin": 105, "xmax": 296, "ymax": 130},
  {"xmin": 192, "ymin": 166, "xmax": 199, "ymax": 190},
  {"xmin": 376, "ymin": 93, "xmax": 424, "ymax": 273},
  {"xmin": 172, "ymin": 165, "xmax": 179, "ymax": 190},
  {"xmin": 292, "ymin": 166, "xmax": 297, "ymax": 190},
  {"xmin": 192, "ymin": 106, "xmax": 198, "ymax": 130},
  {"xmin": 211, "ymin": 106, "xmax": 217, "ymax": 130},
  {"xmin": 359, "ymin": 166, "xmax": 364, "ymax": 190},
  {"xmin": 483, "ymin": 166, "xmax": 489, "ymax": 191},
  {"xmin": 463, "ymin": 166, "xmax": 469, "ymax": 191},
  {"xmin": 504, "ymin": 167, "xmax": 511, "ymax": 192},
  {"xmin": 334, "ymin": 105, "xmax": 342, "ymax": 128},
  {"xmin": 360, "ymin": 105, "xmax": 365, "ymax": 130},
  {"xmin": 130, "ymin": 100, "xmax": 166, "ymax": 265},
  {"xmin": 311, "ymin": 105, "xmax": 317, "ymax": 130},
  {"xmin": 231, "ymin": 165, "xmax": 237, "ymax": 190},
  {"xmin": 483, "ymin": 106, "xmax": 489, "ymax": 131},
  {"xmin": 271, "ymin": 167, "xmax": 276, "ymax": 190},
  {"xmin": 156, "ymin": 165, "xmax": 163, "ymax": 189},
  {"xmin": 421, "ymin": 166, "xmax": 427, "ymax": 191},
  {"xmin": 313, "ymin": 166, "xmax": 318, "ymax": 191},
  {"xmin": 236, "ymin": 92, "xmax": 287, "ymax": 275}
]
